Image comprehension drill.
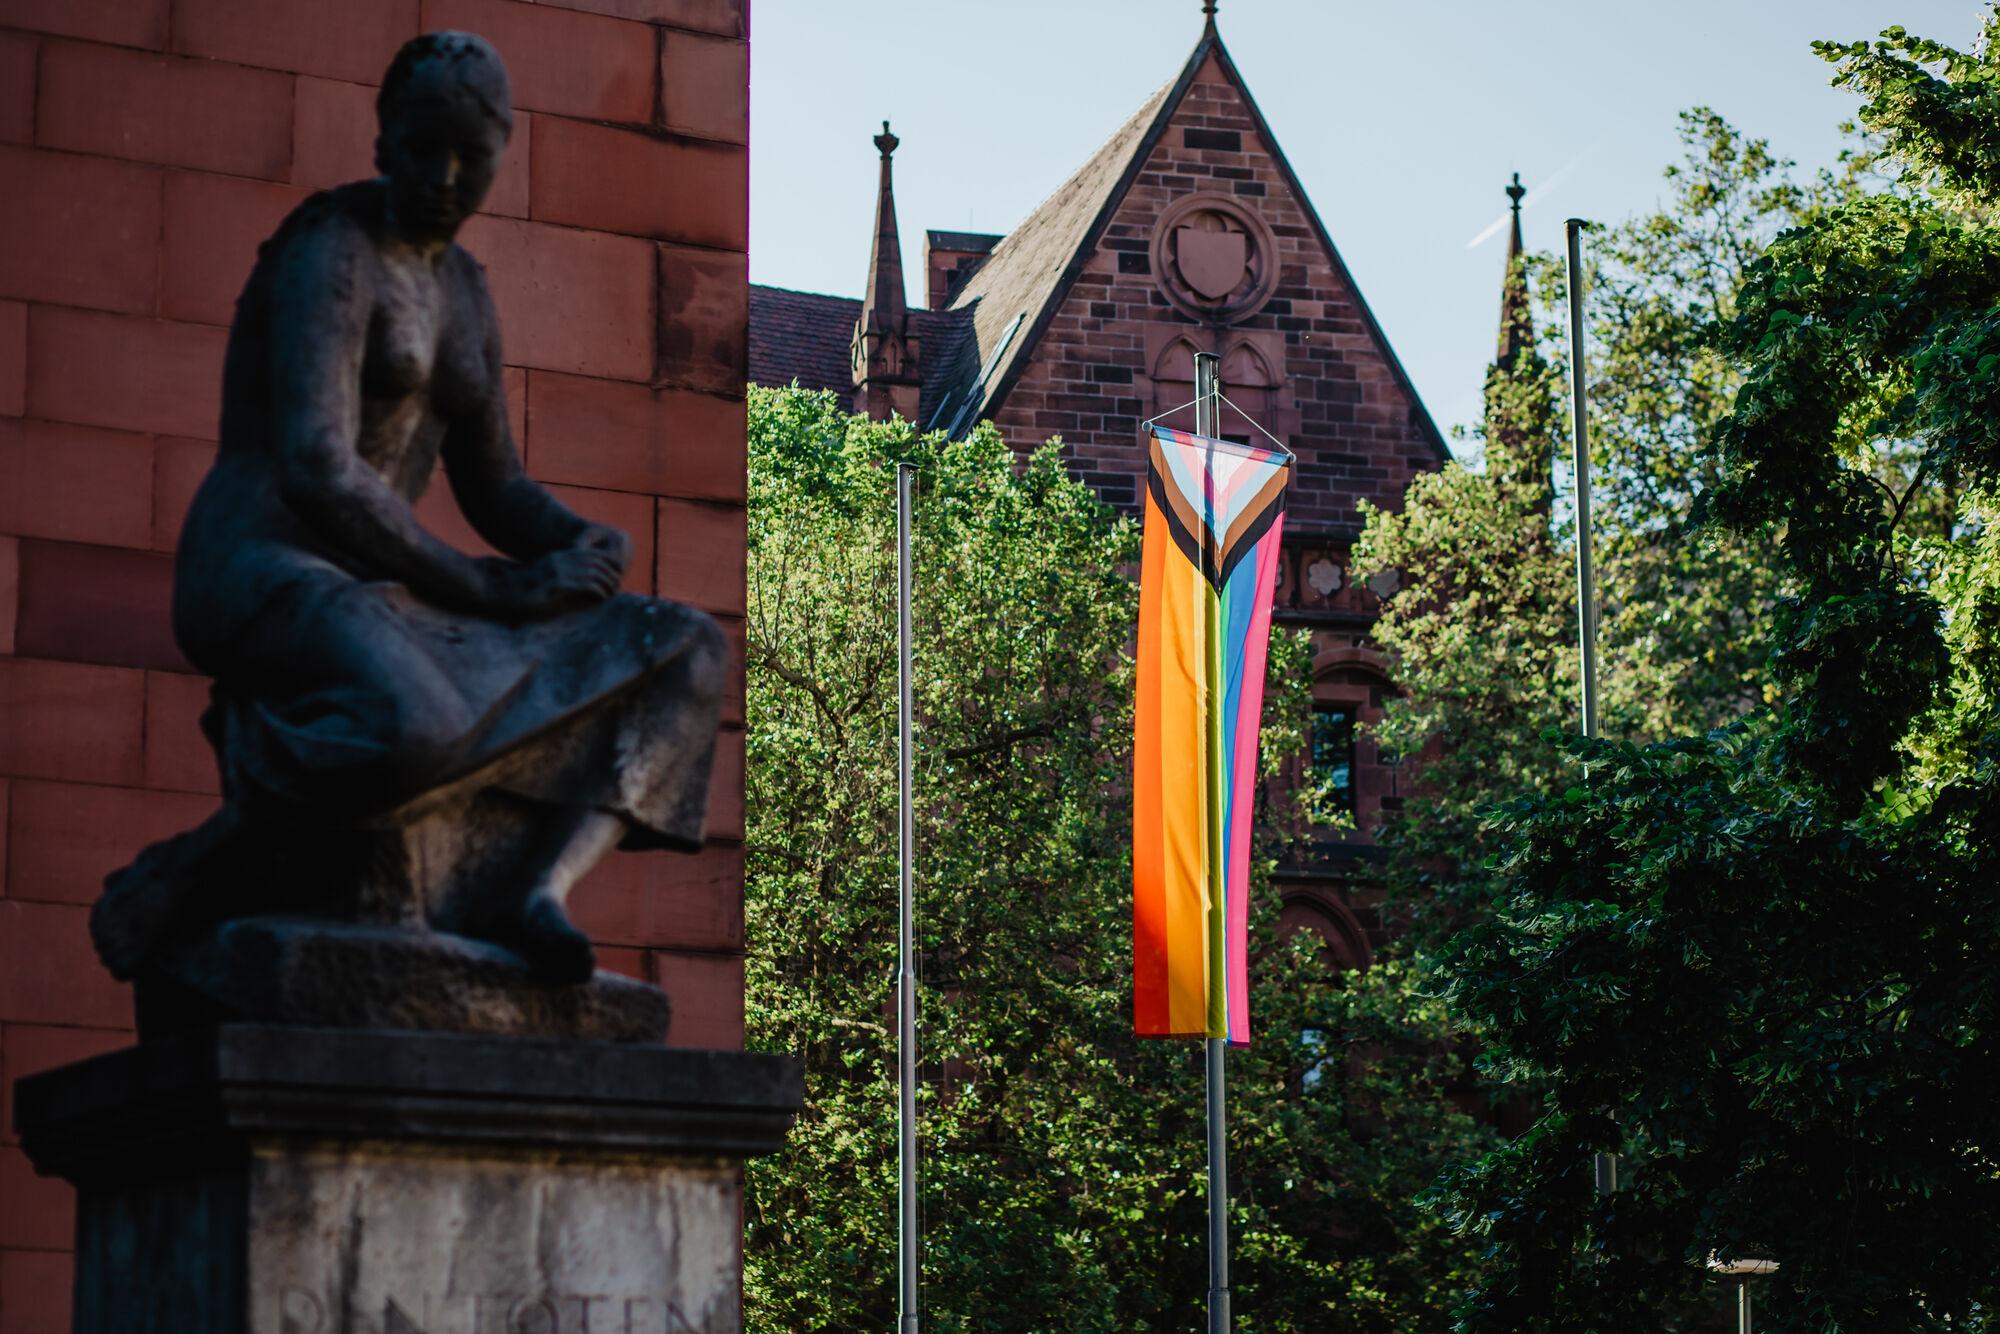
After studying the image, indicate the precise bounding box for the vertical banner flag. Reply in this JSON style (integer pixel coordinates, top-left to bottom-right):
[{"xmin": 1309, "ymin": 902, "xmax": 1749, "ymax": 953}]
[{"xmin": 1134, "ymin": 425, "xmax": 1290, "ymax": 1044}]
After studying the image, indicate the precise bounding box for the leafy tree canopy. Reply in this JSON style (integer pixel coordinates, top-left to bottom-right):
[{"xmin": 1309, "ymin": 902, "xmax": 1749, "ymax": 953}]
[
  {"xmin": 1428, "ymin": 17, "xmax": 2000, "ymax": 1331},
  {"xmin": 1357, "ymin": 108, "xmax": 1836, "ymax": 941}
]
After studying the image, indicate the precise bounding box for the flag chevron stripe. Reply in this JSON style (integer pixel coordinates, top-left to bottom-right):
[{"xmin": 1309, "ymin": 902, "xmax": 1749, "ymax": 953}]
[{"xmin": 1146, "ymin": 429, "xmax": 1290, "ymax": 589}]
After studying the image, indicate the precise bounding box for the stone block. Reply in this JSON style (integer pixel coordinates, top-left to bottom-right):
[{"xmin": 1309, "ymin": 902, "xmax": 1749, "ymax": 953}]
[
  {"xmin": 527, "ymin": 373, "xmax": 745, "ymax": 502},
  {"xmin": 0, "ymin": 298, "xmax": 23, "ymax": 417},
  {"xmin": 290, "ymin": 74, "xmax": 376, "ymax": 190},
  {"xmin": 0, "ymin": 144, "xmax": 161, "ymax": 315},
  {"xmin": 654, "ymin": 498, "xmax": 744, "ymax": 616},
  {"xmin": 0, "ymin": 1246, "xmax": 73, "ymax": 1334},
  {"xmin": 0, "ymin": 901, "xmax": 133, "ymax": 1028},
  {"xmin": 531, "ymin": 117, "xmax": 748, "ymax": 250},
  {"xmin": 26, "ymin": 307, "xmax": 227, "ymax": 440},
  {"xmin": 150, "ymin": 437, "xmax": 218, "ymax": 551},
  {"xmin": 13, "ymin": 539, "xmax": 186, "ymax": 671},
  {"xmin": 0, "ymin": 536, "xmax": 14, "ymax": 656},
  {"xmin": 650, "ymin": 950, "xmax": 742, "ymax": 1050},
  {"xmin": 718, "ymin": 614, "xmax": 743, "ymax": 726},
  {"xmin": 660, "ymin": 30, "xmax": 748, "ymax": 145},
  {"xmin": 705, "ymin": 728, "xmax": 742, "ymax": 841},
  {"xmin": 0, "ymin": 0, "xmax": 167, "ymax": 48},
  {"xmin": 533, "ymin": 0, "xmax": 745, "ymax": 35},
  {"xmin": 160, "ymin": 171, "xmax": 309, "ymax": 326},
  {"xmin": 171, "ymin": 0, "xmax": 419, "ymax": 86},
  {"xmin": 135, "ymin": 919, "xmax": 674, "ymax": 1043},
  {"xmin": 0, "ymin": 35, "xmax": 31, "ymax": 145},
  {"xmin": 141, "ymin": 669, "xmax": 221, "ymax": 796},
  {"xmin": 656, "ymin": 243, "xmax": 748, "ymax": 395},
  {"xmin": 0, "ymin": 658, "xmax": 145, "ymax": 787},
  {"xmin": 0, "ymin": 418, "xmax": 154, "ymax": 548},
  {"xmin": 245, "ymin": 1148, "xmax": 741, "ymax": 1332},
  {"xmin": 485, "ymin": 108, "xmax": 531, "ymax": 219},
  {"xmin": 36, "ymin": 41, "xmax": 292, "ymax": 180},
  {"xmin": 14, "ymin": 1026, "xmax": 803, "ymax": 1332},
  {"xmin": 567, "ymin": 842, "xmax": 743, "ymax": 952},
  {"xmin": 5, "ymin": 780, "xmax": 217, "ymax": 906},
  {"xmin": 0, "ymin": 1144, "xmax": 71, "ymax": 1249},
  {"xmin": 421, "ymin": 0, "xmax": 655, "ymax": 124},
  {"xmin": 460, "ymin": 216, "xmax": 655, "ymax": 383}
]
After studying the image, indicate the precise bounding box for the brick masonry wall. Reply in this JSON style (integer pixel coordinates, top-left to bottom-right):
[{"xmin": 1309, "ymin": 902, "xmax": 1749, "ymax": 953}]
[
  {"xmin": 0, "ymin": 0, "xmax": 750, "ymax": 1320},
  {"xmin": 989, "ymin": 52, "xmax": 1438, "ymax": 535}
]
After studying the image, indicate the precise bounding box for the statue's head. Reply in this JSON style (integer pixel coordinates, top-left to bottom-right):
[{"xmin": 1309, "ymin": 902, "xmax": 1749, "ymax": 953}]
[{"xmin": 375, "ymin": 32, "xmax": 512, "ymax": 245}]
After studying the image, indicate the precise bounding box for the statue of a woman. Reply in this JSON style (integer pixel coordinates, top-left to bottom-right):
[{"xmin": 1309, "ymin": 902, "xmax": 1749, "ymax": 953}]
[{"xmin": 91, "ymin": 32, "xmax": 724, "ymax": 990}]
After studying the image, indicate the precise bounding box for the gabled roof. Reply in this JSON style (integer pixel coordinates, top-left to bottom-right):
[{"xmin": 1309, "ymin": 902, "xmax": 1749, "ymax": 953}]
[{"xmin": 935, "ymin": 20, "xmax": 1449, "ymax": 464}]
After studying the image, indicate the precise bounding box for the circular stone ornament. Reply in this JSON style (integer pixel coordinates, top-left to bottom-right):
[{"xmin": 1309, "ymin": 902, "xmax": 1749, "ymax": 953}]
[{"xmin": 1149, "ymin": 192, "xmax": 1281, "ymax": 325}]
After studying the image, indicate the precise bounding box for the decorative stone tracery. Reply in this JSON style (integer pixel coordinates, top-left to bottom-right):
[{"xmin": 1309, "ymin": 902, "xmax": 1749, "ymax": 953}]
[{"xmin": 1148, "ymin": 191, "xmax": 1281, "ymax": 325}]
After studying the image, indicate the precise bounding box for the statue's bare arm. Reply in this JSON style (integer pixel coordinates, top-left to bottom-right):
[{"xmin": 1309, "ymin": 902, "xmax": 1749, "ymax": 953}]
[
  {"xmin": 266, "ymin": 220, "xmax": 621, "ymax": 615},
  {"xmin": 438, "ymin": 256, "xmax": 631, "ymax": 579}
]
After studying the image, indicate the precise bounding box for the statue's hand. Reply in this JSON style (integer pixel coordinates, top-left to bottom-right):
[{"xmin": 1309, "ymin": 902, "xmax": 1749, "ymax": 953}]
[
  {"xmin": 484, "ymin": 545, "xmax": 622, "ymax": 618},
  {"xmin": 574, "ymin": 521, "xmax": 633, "ymax": 579}
]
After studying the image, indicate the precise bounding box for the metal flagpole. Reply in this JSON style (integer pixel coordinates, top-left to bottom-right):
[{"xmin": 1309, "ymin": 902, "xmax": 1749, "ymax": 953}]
[
  {"xmin": 1564, "ymin": 219, "xmax": 1599, "ymax": 744},
  {"xmin": 896, "ymin": 463, "xmax": 919, "ymax": 1334},
  {"xmin": 1565, "ymin": 219, "xmax": 1617, "ymax": 1200},
  {"xmin": 1193, "ymin": 351, "xmax": 1230, "ymax": 1334}
]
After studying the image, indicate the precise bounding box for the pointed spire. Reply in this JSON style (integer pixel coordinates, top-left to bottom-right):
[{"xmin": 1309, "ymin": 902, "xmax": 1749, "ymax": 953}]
[
  {"xmin": 852, "ymin": 121, "xmax": 921, "ymax": 421},
  {"xmin": 862, "ymin": 121, "xmax": 906, "ymax": 317},
  {"xmin": 1497, "ymin": 172, "xmax": 1531, "ymax": 368},
  {"xmin": 1485, "ymin": 171, "xmax": 1554, "ymax": 518}
]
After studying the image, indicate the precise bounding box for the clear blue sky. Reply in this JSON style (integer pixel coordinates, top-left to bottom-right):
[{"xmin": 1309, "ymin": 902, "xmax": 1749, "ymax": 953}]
[{"xmin": 747, "ymin": 1, "xmax": 1983, "ymax": 448}]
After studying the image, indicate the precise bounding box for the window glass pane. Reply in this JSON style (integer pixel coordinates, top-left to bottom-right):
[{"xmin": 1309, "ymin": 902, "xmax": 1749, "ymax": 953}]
[{"xmin": 1310, "ymin": 705, "xmax": 1355, "ymax": 813}]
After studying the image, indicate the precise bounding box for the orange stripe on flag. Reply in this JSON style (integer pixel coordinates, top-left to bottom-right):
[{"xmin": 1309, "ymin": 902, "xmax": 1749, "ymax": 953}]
[{"xmin": 1134, "ymin": 490, "xmax": 1211, "ymax": 1036}]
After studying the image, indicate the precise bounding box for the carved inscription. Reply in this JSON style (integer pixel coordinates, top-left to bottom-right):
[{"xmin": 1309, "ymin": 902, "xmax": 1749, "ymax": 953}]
[
  {"xmin": 272, "ymin": 1291, "xmax": 710, "ymax": 1334},
  {"xmin": 250, "ymin": 1149, "xmax": 742, "ymax": 1334}
]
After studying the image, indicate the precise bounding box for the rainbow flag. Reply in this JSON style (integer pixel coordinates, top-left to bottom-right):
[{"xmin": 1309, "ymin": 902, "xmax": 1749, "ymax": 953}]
[{"xmin": 1134, "ymin": 425, "xmax": 1289, "ymax": 1044}]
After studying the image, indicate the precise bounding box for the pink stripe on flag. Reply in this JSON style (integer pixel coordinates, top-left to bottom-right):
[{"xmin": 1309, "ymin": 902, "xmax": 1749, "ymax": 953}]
[{"xmin": 1224, "ymin": 515, "xmax": 1284, "ymax": 1044}]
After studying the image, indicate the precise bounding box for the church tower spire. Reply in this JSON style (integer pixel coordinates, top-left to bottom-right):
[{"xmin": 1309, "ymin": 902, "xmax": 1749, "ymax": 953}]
[
  {"xmin": 1485, "ymin": 171, "xmax": 1554, "ymax": 515},
  {"xmin": 852, "ymin": 121, "xmax": 921, "ymax": 421},
  {"xmin": 1497, "ymin": 172, "xmax": 1530, "ymax": 367}
]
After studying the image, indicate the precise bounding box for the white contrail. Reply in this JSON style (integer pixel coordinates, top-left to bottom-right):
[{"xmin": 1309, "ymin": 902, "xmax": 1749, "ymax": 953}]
[{"xmin": 1464, "ymin": 139, "xmax": 1609, "ymax": 248}]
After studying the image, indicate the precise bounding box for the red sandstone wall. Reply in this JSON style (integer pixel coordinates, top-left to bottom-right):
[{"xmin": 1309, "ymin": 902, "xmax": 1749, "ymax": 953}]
[
  {"xmin": 990, "ymin": 52, "xmax": 1437, "ymax": 535},
  {"xmin": 0, "ymin": 1, "xmax": 750, "ymax": 1322}
]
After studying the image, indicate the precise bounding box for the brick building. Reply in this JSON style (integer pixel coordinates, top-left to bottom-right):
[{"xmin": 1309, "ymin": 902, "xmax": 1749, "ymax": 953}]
[
  {"xmin": 750, "ymin": 13, "xmax": 1448, "ymax": 969},
  {"xmin": 0, "ymin": 1, "xmax": 751, "ymax": 1324}
]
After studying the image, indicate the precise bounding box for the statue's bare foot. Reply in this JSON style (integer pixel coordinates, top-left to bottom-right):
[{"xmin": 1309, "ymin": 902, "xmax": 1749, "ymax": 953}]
[
  {"xmin": 508, "ymin": 888, "xmax": 596, "ymax": 985},
  {"xmin": 91, "ymin": 813, "xmax": 239, "ymax": 980}
]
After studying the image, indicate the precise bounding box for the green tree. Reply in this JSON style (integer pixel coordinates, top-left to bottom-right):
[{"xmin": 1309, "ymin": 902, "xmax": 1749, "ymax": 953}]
[
  {"xmin": 1431, "ymin": 17, "xmax": 2000, "ymax": 1331},
  {"xmin": 740, "ymin": 386, "xmax": 1495, "ymax": 1332},
  {"xmin": 1356, "ymin": 110, "xmax": 1831, "ymax": 939}
]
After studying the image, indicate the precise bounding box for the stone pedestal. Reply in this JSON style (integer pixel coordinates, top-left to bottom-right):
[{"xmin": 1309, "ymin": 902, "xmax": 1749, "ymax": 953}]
[{"xmin": 14, "ymin": 1025, "xmax": 802, "ymax": 1334}]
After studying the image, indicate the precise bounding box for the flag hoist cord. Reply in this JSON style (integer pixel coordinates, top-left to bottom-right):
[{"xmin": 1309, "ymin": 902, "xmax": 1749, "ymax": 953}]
[
  {"xmin": 897, "ymin": 462, "xmax": 919, "ymax": 1334},
  {"xmin": 1194, "ymin": 350, "xmax": 1232, "ymax": 1334}
]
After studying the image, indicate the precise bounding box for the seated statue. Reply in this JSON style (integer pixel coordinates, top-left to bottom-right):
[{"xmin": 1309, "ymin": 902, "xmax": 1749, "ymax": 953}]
[{"xmin": 90, "ymin": 32, "xmax": 724, "ymax": 1010}]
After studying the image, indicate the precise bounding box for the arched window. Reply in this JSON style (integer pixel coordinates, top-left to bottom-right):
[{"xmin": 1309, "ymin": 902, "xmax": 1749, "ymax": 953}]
[
  {"xmin": 1150, "ymin": 336, "xmax": 1203, "ymax": 430},
  {"xmin": 1275, "ymin": 885, "xmax": 1372, "ymax": 973}
]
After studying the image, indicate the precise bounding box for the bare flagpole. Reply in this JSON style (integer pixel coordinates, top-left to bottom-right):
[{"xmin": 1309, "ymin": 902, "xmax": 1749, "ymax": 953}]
[
  {"xmin": 1194, "ymin": 351, "xmax": 1231, "ymax": 1334},
  {"xmin": 896, "ymin": 462, "xmax": 920, "ymax": 1334},
  {"xmin": 1565, "ymin": 219, "xmax": 1617, "ymax": 1199}
]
